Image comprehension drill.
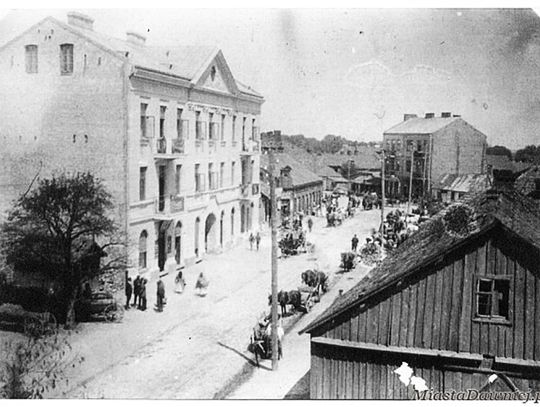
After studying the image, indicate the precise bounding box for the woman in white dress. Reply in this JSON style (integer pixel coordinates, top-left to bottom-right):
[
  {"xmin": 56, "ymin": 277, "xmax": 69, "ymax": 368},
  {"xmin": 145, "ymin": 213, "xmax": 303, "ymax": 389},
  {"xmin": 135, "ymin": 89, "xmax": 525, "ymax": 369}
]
[{"xmin": 174, "ymin": 271, "xmax": 185, "ymax": 293}]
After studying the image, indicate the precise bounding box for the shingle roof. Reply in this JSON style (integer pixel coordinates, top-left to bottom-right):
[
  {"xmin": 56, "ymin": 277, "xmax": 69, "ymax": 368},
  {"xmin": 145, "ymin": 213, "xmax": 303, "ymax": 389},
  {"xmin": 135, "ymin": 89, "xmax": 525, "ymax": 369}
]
[
  {"xmin": 48, "ymin": 17, "xmax": 262, "ymax": 97},
  {"xmin": 384, "ymin": 117, "xmax": 459, "ymax": 135},
  {"xmin": 301, "ymin": 190, "xmax": 540, "ymax": 334},
  {"xmin": 433, "ymin": 173, "xmax": 491, "ymax": 193},
  {"xmin": 260, "ymin": 153, "xmax": 322, "ymax": 188},
  {"xmin": 515, "ymin": 166, "xmax": 540, "ymax": 198}
]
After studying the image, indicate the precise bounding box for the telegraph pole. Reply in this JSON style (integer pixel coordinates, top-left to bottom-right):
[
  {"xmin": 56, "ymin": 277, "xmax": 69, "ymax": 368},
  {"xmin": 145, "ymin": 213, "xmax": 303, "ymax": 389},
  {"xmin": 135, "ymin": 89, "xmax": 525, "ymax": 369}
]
[
  {"xmin": 380, "ymin": 149, "xmax": 385, "ymax": 233},
  {"xmin": 267, "ymin": 131, "xmax": 279, "ymax": 371},
  {"xmin": 407, "ymin": 148, "xmax": 414, "ymax": 216}
]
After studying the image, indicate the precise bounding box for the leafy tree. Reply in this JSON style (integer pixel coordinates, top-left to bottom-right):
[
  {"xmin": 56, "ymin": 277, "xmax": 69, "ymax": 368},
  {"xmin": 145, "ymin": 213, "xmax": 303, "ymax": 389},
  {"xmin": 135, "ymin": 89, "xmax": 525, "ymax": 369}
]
[
  {"xmin": 515, "ymin": 145, "xmax": 540, "ymax": 164},
  {"xmin": 486, "ymin": 145, "xmax": 512, "ymax": 159},
  {"xmin": 0, "ymin": 172, "xmax": 126, "ymax": 328}
]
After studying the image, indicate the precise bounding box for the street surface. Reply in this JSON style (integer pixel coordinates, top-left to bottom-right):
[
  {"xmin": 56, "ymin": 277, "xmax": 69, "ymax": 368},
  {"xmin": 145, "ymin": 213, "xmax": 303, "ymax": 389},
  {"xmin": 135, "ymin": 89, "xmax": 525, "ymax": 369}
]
[{"xmin": 53, "ymin": 208, "xmax": 381, "ymax": 398}]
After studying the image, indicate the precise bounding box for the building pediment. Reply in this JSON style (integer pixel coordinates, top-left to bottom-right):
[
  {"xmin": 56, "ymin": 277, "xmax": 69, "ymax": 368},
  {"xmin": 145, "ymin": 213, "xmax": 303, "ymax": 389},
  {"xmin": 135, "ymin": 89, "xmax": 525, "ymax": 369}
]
[{"xmin": 192, "ymin": 50, "xmax": 239, "ymax": 95}]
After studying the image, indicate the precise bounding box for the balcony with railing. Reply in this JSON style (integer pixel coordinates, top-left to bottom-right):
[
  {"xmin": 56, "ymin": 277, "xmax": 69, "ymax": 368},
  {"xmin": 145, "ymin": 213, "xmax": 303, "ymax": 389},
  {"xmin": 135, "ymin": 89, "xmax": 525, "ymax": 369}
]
[
  {"xmin": 172, "ymin": 138, "xmax": 185, "ymax": 154},
  {"xmin": 154, "ymin": 194, "xmax": 185, "ymax": 218},
  {"xmin": 241, "ymin": 140, "xmax": 259, "ymax": 155}
]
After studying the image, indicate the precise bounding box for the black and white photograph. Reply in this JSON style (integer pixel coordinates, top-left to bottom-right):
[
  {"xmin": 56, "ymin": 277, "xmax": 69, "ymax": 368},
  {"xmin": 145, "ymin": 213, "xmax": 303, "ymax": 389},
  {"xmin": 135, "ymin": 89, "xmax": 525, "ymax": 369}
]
[{"xmin": 0, "ymin": 3, "xmax": 540, "ymax": 400}]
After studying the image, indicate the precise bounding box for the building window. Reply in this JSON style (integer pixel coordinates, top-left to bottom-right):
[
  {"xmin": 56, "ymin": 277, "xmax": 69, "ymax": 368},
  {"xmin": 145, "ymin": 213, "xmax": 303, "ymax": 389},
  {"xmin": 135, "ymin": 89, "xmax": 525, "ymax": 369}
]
[
  {"xmin": 25, "ymin": 44, "xmax": 38, "ymax": 73},
  {"xmin": 176, "ymin": 108, "xmax": 183, "ymax": 139},
  {"xmin": 138, "ymin": 230, "xmax": 148, "ymax": 269},
  {"xmin": 175, "ymin": 164, "xmax": 182, "ymax": 195},
  {"xmin": 242, "ymin": 117, "xmax": 246, "ymax": 140},
  {"xmin": 231, "ymin": 208, "xmax": 235, "ymax": 236},
  {"xmin": 159, "ymin": 106, "xmax": 167, "ymax": 139},
  {"xmin": 210, "ymin": 66, "xmax": 217, "ymax": 81},
  {"xmin": 139, "ymin": 167, "xmax": 147, "ymax": 201},
  {"xmin": 195, "ymin": 164, "xmax": 204, "ymax": 192},
  {"xmin": 475, "ymin": 276, "xmax": 510, "ymax": 320},
  {"xmin": 231, "ymin": 161, "xmax": 236, "ymax": 186},
  {"xmin": 140, "ymin": 103, "xmax": 148, "ymax": 139},
  {"xmin": 221, "ymin": 114, "xmax": 225, "ymax": 141},
  {"xmin": 220, "ymin": 162, "xmax": 225, "ymax": 188},
  {"xmin": 195, "ymin": 111, "xmax": 206, "ymax": 140},
  {"xmin": 232, "ymin": 116, "xmax": 236, "ymax": 141},
  {"xmin": 60, "ymin": 43, "xmax": 74, "ymax": 75}
]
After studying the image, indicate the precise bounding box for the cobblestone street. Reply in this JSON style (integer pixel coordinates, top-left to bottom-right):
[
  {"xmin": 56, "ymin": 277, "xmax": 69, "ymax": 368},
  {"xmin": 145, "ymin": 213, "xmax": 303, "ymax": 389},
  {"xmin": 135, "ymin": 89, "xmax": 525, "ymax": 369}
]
[{"xmin": 53, "ymin": 209, "xmax": 381, "ymax": 398}]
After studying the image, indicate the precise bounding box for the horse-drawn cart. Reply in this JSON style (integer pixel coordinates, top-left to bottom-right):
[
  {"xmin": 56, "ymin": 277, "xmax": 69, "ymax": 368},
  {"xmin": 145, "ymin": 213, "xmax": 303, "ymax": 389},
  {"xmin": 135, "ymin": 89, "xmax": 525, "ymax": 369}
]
[{"xmin": 76, "ymin": 291, "xmax": 124, "ymax": 322}]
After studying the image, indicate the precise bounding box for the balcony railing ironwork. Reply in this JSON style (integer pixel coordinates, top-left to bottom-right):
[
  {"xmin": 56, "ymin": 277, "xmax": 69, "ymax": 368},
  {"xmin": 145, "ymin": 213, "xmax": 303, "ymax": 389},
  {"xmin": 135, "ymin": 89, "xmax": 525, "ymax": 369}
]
[
  {"xmin": 172, "ymin": 138, "xmax": 185, "ymax": 154},
  {"xmin": 156, "ymin": 137, "xmax": 167, "ymax": 154}
]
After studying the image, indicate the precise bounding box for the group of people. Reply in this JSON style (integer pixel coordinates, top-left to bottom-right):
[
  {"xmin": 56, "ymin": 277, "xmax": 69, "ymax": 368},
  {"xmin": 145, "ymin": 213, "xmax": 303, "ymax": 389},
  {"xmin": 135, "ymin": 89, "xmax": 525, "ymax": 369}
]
[
  {"xmin": 248, "ymin": 232, "xmax": 261, "ymax": 250},
  {"xmin": 124, "ymin": 270, "xmax": 210, "ymax": 312},
  {"xmin": 125, "ymin": 276, "xmax": 148, "ymax": 311}
]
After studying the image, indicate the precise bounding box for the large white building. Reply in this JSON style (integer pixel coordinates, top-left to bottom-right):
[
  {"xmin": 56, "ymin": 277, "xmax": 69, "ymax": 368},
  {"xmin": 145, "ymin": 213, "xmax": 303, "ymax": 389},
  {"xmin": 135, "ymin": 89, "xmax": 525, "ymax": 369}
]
[{"xmin": 0, "ymin": 12, "xmax": 263, "ymax": 279}]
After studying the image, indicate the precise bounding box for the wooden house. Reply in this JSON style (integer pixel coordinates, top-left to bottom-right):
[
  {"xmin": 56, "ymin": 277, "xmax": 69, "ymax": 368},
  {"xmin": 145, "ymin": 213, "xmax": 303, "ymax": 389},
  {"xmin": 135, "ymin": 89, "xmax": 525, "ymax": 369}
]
[{"xmin": 300, "ymin": 190, "xmax": 540, "ymax": 399}]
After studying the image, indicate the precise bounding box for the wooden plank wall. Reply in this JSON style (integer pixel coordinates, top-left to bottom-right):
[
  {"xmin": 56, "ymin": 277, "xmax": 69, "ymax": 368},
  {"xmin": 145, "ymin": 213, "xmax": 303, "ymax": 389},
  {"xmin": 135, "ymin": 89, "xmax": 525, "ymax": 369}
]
[
  {"xmin": 311, "ymin": 348, "xmax": 540, "ymax": 399},
  {"xmin": 323, "ymin": 231, "xmax": 540, "ymax": 361}
]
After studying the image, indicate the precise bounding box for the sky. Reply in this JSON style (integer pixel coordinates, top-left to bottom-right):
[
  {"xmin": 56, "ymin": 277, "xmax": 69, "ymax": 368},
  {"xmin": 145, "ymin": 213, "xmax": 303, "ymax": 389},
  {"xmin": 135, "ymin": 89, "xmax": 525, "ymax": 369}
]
[{"xmin": 1, "ymin": 7, "xmax": 539, "ymax": 149}]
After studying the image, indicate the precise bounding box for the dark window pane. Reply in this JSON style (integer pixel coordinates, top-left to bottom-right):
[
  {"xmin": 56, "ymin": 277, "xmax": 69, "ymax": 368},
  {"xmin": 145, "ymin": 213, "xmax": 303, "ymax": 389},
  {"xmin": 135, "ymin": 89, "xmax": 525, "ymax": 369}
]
[
  {"xmin": 478, "ymin": 279, "xmax": 492, "ymax": 293},
  {"xmin": 477, "ymin": 293, "xmax": 491, "ymax": 316},
  {"xmin": 494, "ymin": 280, "xmax": 510, "ymax": 318}
]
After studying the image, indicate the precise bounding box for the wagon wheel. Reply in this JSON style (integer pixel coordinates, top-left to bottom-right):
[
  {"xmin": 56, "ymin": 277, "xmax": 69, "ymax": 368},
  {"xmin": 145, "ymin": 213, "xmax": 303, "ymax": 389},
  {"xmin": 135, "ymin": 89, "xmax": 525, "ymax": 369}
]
[
  {"xmin": 42, "ymin": 312, "xmax": 58, "ymax": 336},
  {"xmin": 23, "ymin": 316, "xmax": 44, "ymax": 337},
  {"xmin": 104, "ymin": 304, "xmax": 117, "ymax": 322}
]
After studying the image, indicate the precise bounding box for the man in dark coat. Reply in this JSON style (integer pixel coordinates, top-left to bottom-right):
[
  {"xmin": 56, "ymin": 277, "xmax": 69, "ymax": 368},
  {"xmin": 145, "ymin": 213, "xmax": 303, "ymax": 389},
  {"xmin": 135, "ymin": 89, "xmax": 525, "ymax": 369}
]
[
  {"xmin": 351, "ymin": 234, "xmax": 359, "ymax": 251},
  {"xmin": 133, "ymin": 275, "xmax": 141, "ymax": 307},
  {"xmin": 156, "ymin": 279, "xmax": 165, "ymax": 312},
  {"xmin": 125, "ymin": 277, "xmax": 133, "ymax": 309},
  {"xmin": 139, "ymin": 279, "xmax": 147, "ymax": 311}
]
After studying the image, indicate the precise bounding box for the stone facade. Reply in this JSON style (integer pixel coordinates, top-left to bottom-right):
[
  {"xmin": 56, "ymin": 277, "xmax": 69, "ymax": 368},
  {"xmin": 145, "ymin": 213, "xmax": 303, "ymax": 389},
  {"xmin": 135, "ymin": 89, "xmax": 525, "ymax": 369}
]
[
  {"xmin": 383, "ymin": 113, "xmax": 487, "ymax": 199},
  {"xmin": 0, "ymin": 13, "xmax": 263, "ymax": 285}
]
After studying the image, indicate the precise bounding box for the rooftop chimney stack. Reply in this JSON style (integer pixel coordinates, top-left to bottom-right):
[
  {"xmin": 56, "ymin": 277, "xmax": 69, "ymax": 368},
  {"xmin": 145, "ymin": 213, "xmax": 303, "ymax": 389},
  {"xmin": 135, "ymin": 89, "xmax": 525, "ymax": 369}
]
[
  {"xmin": 403, "ymin": 114, "xmax": 418, "ymax": 121},
  {"xmin": 441, "ymin": 112, "xmax": 452, "ymax": 118},
  {"xmin": 67, "ymin": 12, "xmax": 94, "ymax": 30},
  {"xmin": 126, "ymin": 31, "xmax": 146, "ymax": 46},
  {"xmin": 425, "ymin": 113, "xmax": 435, "ymax": 119}
]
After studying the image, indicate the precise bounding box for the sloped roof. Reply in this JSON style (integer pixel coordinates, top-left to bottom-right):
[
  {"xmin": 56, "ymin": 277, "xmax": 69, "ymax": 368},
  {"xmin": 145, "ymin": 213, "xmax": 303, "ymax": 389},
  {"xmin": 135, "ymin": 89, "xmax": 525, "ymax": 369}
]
[
  {"xmin": 515, "ymin": 166, "xmax": 540, "ymax": 198},
  {"xmin": 384, "ymin": 117, "xmax": 459, "ymax": 135},
  {"xmin": 260, "ymin": 153, "xmax": 322, "ymax": 188},
  {"xmin": 16, "ymin": 16, "xmax": 262, "ymax": 98},
  {"xmin": 301, "ymin": 190, "xmax": 540, "ymax": 334},
  {"xmin": 433, "ymin": 173, "xmax": 491, "ymax": 193},
  {"xmin": 317, "ymin": 166, "xmax": 348, "ymax": 182}
]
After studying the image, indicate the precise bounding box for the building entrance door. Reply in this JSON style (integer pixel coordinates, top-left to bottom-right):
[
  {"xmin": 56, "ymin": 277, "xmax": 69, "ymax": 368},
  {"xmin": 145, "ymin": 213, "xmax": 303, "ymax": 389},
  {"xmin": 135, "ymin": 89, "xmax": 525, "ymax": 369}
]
[
  {"xmin": 158, "ymin": 227, "xmax": 166, "ymax": 271},
  {"xmin": 205, "ymin": 213, "xmax": 217, "ymax": 252}
]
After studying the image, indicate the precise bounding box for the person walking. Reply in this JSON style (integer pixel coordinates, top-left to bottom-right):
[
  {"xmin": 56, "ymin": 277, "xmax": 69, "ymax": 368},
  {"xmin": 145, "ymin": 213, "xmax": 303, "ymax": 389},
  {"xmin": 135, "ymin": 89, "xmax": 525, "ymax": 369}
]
[
  {"xmin": 255, "ymin": 232, "xmax": 261, "ymax": 251},
  {"xmin": 175, "ymin": 270, "xmax": 185, "ymax": 293},
  {"xmin": 156, "ymin": 278, "xmax": 165, "ymax": 312},
  {"xmin": 139, "ymin": 279, "xmax": 147, "ymax": 311},
  {"xmin": 351, "ymin": 234, "xmax": 359, "ymax": 252},
  {"xmin": 249, "ymin": 233, "xmax": 255, "ymax": 250},
  {"xmin": 125, "ymin": 277, "xmax": 132, "ymax": 309},
  {"xmin": 307, "ymin": 217, "xmax": 313, "ymax": 233},
  {"xmin": 133, "ymin": 275, "xmax": 141, "ymax": 307},
  {"xmin": 195, "ymin": 272, "xmax": 209, "ymax": 296}
]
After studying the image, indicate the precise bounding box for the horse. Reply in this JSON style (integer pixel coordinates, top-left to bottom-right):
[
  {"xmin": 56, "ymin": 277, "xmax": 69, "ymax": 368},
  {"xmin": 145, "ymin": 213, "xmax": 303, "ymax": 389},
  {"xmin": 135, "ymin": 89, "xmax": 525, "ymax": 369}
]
[
  {"xmin": 301, "ymin": 270, "xmax": 329, "ymax": 293},
  {"xmin": 268, "ymin": 289, "xmax": 302, "ymax": 316}
]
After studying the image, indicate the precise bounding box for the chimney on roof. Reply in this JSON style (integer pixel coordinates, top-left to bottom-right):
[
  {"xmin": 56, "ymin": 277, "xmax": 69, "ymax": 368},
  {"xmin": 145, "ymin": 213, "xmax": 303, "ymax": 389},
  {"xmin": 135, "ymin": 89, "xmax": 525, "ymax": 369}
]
[
  {"xmin": 67, "ymin": 12, "xmax": 94, "ymax": 31},
  {"xmin": 453, "ymin": 114, "xmax": 461, "ymax": 118},
  {"xmin": 126, "ymin": 31, "xmax": 146, "ymax": 46},
  {"xmin": 441, "ymin": 112, "xmax": 452, "ymax": 118},
  {"xmin": 425, "ymin": 113, "xmax": 435, "ymax": 119},
  {"xmin": 403, "ymin": 114, "xmax": 418, "ymax": 121}
]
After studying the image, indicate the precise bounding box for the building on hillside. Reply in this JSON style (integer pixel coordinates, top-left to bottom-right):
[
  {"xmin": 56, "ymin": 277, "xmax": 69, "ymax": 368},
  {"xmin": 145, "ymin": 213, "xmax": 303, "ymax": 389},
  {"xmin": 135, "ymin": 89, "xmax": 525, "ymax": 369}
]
[
  {"xmin": 260, "ymin": 153, "xmax": 323, "ymax": 219},
  {"xmin": 317, "ymin": 166, "xmax": 349, "ymax": 192},
  {"xmin": 383, "ymin": 112, "xmax": 487, "ymax": 200},
  {"xmin": 432, "ymin": 173, "xmax": 490, "ymax": 203},
  {"xmin": 0, "ymin": 12, "xmax": 263, "ymax": 282},
  {"xmin": 301, "ymin": 190, "xmax": 540, "ymax": 399}
]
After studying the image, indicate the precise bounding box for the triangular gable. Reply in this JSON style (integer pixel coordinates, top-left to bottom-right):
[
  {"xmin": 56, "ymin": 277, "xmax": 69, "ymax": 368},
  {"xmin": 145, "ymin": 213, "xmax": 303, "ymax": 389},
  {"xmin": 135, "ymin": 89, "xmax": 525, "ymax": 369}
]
[{"xmin": 193, "ymin": 50, "xmax": 239, "ymax": 95}]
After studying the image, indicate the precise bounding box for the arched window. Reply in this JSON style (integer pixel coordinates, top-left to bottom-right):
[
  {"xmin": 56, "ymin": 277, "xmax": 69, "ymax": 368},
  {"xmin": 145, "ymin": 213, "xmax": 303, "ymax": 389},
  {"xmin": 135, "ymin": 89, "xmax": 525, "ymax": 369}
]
[
  {"xmin": 139, "ymin": 230, "xmax": 148, "ymax": 269},
  {"xmin": 231, "ymin": 208, "xmax": 235, "ymax": 236}
]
